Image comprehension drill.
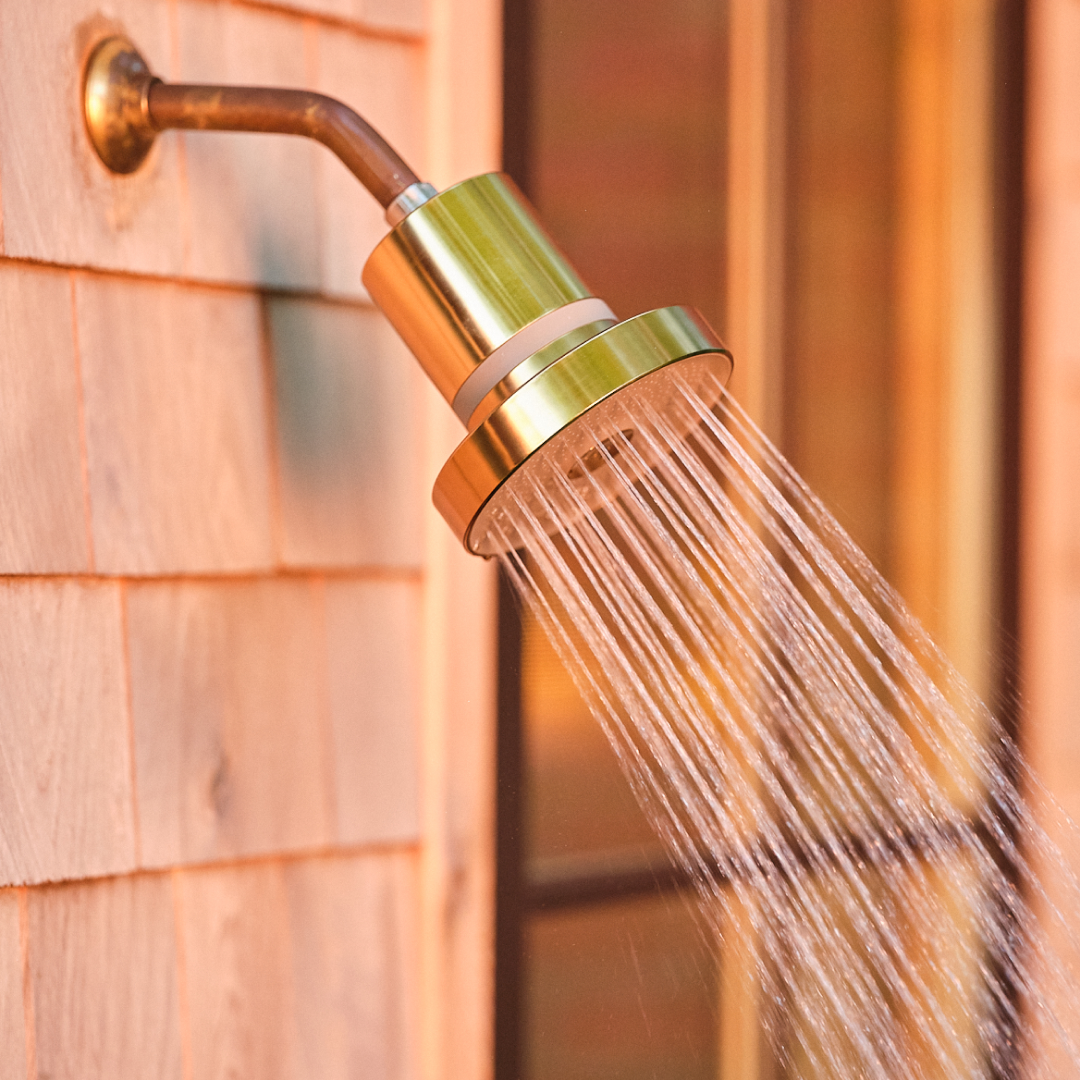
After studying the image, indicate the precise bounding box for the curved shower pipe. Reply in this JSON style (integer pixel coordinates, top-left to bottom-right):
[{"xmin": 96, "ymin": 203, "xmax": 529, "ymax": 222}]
[{"xmin": 84, "ymin": 36, "xmax": 433, "ymax": 223}]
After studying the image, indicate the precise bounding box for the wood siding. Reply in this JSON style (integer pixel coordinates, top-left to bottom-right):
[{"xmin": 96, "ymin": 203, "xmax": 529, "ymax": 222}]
[{"xmin": 0, "ymin": 1, "xmax": 499, "ymax": 1077}]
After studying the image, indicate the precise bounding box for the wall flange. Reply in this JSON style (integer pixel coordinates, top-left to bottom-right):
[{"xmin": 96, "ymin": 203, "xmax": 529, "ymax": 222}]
[{"xmin": 83, "ymin": 36, "xmax": 157, "ymax": 174}]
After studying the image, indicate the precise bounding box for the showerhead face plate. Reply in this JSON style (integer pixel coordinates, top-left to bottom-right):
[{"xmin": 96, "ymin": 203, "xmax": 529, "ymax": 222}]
[{"xmin": 433, "ymin": 306, "xmax": 732, "ymax": 555}]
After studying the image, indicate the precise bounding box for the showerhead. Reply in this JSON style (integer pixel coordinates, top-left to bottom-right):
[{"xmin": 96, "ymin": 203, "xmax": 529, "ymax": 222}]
[
  {"xmin": 83, "ymin": 35, "xmax": 733, "ymax": 556},
  {"xmin": 362, "ymin": 173, "xmax": 733, "ymax": 554}
]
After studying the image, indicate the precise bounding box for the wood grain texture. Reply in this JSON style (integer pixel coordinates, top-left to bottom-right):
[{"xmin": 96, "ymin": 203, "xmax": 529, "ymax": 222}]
[
  {"xmin": 0, "ymin": 581, "xmax": 136, "ymax": 887},
  {"xmin": 423, "ymin": 0, "xmax": 501, "ymax": 196},
  {"xmin": 176, "ymin": 1, "xmax": 321, "ymax": 290},
  {"xmin": 0, "ymin": 264, "xmax": 90, "ymax": 573},
  {"xmin": 361, "ymin": 0, "xmax": 426, "ymax": 35},
  {"xmin": 418, "ymin": 400, "xmax": 497, "ymax": 1080},
  {"xmin": 0, "ymin": 891, "xmax": 27, "ymax": 1080},
  {"xmin": 0, "ymin": 2, "xmax": 499, "ymax": 1078},
  {"xmin": 187, "ymin": 0, "xmax": 425, "ymax": 35},
  {"xmin": 76, "ymin": 275, "xmax": 275, "ymax": 575},
  {"xmin": 178, "ymin": 861, "xmax": 301, "ymax": 1080},
  {"xmin": 324, "ymin": 579, "xmax": 422, "ymax": 844},
  {"xmin": 27, "ymin": 874, "xmax": 183, "ymax": 1080},
  {"xmin": 266, "ymin": 298, "xmax": 424, "ymax": 569},
  {"xmin": 126, "ymin": 578, "xmax": 335, "ymax": 867},
  {"xmin": 258, "ymin": 0, "xmax": 363, "ymax": 22},
  {"xmin": 0, "ymin": 0, "xmax": 183, "ymax": 274},
  {"xmin": 416, "ymin": 0, "xmax": 501, "ymax": 1071},
  {"xmin": 178, "ymin": 854, "xmax": 419, "ymax": 1080},
  {"xmin": 314, "ymin": 27, "xmax": 425, "ymax": 298},
  {"xmin": 284, "ymin": 853, "xmax": 419, "ymax": 1080}
]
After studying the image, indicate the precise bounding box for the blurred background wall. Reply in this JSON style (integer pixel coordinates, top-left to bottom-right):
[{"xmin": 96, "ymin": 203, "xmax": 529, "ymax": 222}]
[
  {"xmin": 1023, "ymin": 0, "xmax": 1080, "ymax": 1065},
  {"xmin": 0, "ymin": 2, "xmax": 498, "ymax": 1078},
  {"xmin": 494, "ymin": 0, "xmax": 1058, "ymax": 1077}
]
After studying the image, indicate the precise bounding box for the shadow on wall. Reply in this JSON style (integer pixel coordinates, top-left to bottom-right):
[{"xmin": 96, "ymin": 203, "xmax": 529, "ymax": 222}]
[{"xmin": 265, "ymin": 296, "xmax": 426, "ymax": 569}]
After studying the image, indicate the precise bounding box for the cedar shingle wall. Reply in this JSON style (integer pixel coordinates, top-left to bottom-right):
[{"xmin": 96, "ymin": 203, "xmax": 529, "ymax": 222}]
[{"xmin": 0, "ymin": 2, "xmax": 497, "ymax": 1077}]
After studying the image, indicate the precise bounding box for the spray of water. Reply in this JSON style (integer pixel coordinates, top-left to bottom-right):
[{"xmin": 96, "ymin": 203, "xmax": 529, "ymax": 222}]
[{"xmin": 484, "ymin": 373, "xmax": 1080, "ymax": 1079}]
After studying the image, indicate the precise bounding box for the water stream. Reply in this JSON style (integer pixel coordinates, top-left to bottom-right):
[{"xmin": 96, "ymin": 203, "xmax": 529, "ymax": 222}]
[{"xmin": 486, "ymin": 373, "xmax": 1080, "ymax": 1078}]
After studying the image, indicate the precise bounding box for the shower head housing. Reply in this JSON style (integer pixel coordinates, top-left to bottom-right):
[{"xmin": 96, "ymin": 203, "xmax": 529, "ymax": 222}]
[
  {"xmin": 363, "ymin": 174, "xmax": 733, "ymax": 554},
  {"xmin": 84, "ymin": 36, "xmax": 733, "ymax": 556}
]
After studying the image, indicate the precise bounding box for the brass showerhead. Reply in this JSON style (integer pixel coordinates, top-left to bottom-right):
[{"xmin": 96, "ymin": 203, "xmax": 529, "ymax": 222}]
[
  {"xmin": 83, "ymin": 35, "xmax": 733, "ymax": 556},
  {"xmin": 362, "ymin": 174, "xmax": 733, "ymax": 554}
]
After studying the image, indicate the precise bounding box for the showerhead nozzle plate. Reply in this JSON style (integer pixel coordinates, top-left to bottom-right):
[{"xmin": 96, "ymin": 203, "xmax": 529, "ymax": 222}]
[{"xmin": 433, "ymin": 306, "xmax": 733, "ymax": 556}]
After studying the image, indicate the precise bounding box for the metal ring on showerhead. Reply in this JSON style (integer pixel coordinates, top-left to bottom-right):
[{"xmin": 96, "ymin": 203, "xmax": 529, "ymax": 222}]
[{"xmin": 432, "ymin": 305, "xmax": 733, "ymax": 555}]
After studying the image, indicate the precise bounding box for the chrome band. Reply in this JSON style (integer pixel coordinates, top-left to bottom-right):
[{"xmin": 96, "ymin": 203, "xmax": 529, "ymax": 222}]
[
  {"xmin": 452, "ymin": 297, "xmax": 616, "ymax": 425},
  {"xmin": 467, "ymin": 317, "xmax": 616, "ymax": 432},
  {"xmin": 385, "ymin": 181, "xmax": 438, "ymax": 226}
]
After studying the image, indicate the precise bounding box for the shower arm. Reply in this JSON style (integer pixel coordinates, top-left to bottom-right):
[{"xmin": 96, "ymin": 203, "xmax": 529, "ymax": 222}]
[
  {"xmin": 84, "ymin": 37, "xmax": 433, "ymax": 223},
  {"xmin": 149, "ymin": 84, "xmax": 419, "ymax": 208}
]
